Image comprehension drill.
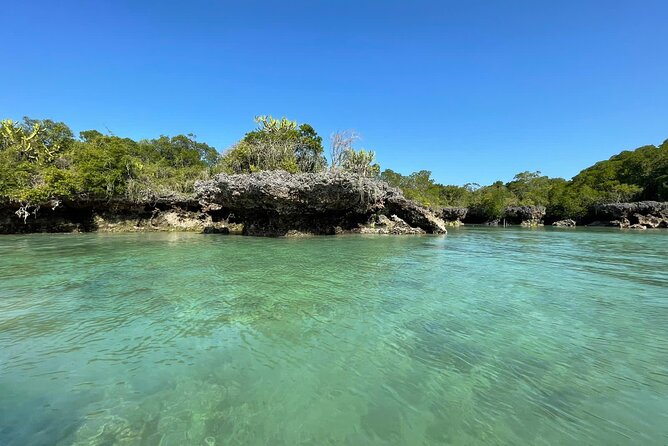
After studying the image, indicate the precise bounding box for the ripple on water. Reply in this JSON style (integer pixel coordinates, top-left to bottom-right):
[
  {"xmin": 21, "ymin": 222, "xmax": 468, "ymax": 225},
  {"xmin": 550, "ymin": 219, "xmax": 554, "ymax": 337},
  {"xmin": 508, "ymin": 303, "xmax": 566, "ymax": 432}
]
[{"xmin": 0, "ymin": 229, "xmax": 667, "ymax": 445}]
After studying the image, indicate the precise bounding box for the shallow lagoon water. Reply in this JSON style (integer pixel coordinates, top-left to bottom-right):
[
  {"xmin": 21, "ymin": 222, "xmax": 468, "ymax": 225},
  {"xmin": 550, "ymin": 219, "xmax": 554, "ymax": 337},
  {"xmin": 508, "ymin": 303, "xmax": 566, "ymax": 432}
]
[{"xmin": 0, "ymin": 228, "xmax": 667, "ymax": 445}]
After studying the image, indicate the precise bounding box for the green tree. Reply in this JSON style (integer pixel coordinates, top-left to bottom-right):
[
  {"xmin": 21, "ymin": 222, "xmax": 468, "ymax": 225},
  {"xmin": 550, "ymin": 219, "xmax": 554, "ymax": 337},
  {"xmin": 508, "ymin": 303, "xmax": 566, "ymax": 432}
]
[
  {"xmin": 220, "ymin": 116, "xmax": 326, "ymax": 173},
  {"xmin": 469, "ymin": 181, "xmax": 516, "ymax": 220},
  {"xmin": 380, "ymin": 169, "xmax": 472, "ymax": 207},
  {"xmin": 342, "ymin": 148, "xmax": 380, "ymax": 177},
  {"xmin": 0, "ymin": 118, "xmax": 76, "ymax": 203}
]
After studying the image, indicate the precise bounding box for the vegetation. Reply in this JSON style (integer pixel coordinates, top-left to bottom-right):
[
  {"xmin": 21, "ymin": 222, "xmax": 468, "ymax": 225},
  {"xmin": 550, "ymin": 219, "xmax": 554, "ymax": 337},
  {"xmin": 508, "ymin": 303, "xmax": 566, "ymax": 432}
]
[
  {"xmin": 0, "ymin": 118, "xmax": 219, "ymax": 209},
  {"xmin": 1, "ymin": 115, "xmax": 666, "ymax": 222},
  {"xmin": 329, "ymin": 130, "xmax": 380, "ymax": 177},
  {"xmin": 0, "ymin": 115, "xmax": 381, "ymax": 213},
  {"xmin": 219, "ymin": 116, "xmax": 327, "ymax": 174},
  {"xmin": 381, "ymin": 139, "xmax": 668, "ymax": 221}
]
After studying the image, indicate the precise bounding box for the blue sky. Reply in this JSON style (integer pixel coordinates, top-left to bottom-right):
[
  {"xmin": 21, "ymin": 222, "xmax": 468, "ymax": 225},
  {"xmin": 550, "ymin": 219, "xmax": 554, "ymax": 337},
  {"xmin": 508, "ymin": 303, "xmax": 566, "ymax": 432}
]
[{"xmin": 2, "ymin": 0, "xmax": 667, "ymax": 185}]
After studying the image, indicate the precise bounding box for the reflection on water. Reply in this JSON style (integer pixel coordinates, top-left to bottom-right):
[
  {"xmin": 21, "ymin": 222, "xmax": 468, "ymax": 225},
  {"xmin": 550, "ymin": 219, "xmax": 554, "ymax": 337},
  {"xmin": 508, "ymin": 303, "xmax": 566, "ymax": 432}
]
[{"xmin": 0, "ymin": 228, "xmax": 667, "ymax": 445}]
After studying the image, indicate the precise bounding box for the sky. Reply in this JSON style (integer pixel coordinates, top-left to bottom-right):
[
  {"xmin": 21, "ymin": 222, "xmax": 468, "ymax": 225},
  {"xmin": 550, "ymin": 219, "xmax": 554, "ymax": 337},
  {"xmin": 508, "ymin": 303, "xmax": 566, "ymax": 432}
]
[{"xmin": 2, "ymin": 0, "xmax": 667, "ymax": 185}]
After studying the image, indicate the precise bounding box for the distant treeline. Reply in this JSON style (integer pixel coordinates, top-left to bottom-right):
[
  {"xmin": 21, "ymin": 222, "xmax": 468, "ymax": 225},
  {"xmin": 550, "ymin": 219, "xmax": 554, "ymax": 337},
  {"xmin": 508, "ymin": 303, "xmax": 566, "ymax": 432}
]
[
  {"xmin": 1, "ymin": 116, "xmax": 666, "ymax": 221},
  {"xmin": 382, "ymin": 141, "xmax": 668, "ymax": 220}
]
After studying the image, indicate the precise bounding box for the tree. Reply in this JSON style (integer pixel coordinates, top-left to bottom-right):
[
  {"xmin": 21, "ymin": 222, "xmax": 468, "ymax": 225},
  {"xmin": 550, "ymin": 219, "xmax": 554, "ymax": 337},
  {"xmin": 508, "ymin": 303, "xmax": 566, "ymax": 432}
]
[
  {"xmin": 329, "ymin": 130, "xmax": 359, "ymax": 169},
  {"xmin": 0, "ymin": 118, "xmax": 76, "ymax": 204},
  {"xmin": 438, "ymin": 184, "xmax": 472, "ymax": 207},
  {"xmin": 569, "ymin": 142, "xmax": 667, "ymax": 203},
  {"xmin": 287, "ymin": 123, "xmax": 325, "ymax": 172},
  {"xmin": 470, "ymin": 181, "xmax": 515, "ymax": 220},
  {"xmin": 329, "ymin": 130, "xmax": 380, "ymax": 177},
  {"xmin": 3, "ymin": 115, "xmax": 668, "ymax": 226},
  {"xmin": 220, "ymin": 116, "xmax": 326, "ymax": 173},
  {"xmin": 140, "ymin": 135, "xmax": 219, "ymax": 168}
]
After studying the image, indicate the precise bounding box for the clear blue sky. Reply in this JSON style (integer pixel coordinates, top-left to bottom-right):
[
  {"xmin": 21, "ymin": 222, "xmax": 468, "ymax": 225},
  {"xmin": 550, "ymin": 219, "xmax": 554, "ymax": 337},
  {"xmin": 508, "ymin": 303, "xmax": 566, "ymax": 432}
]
[{"xmin": 2, "ymin": 0, "xmax": 667, "ymax": 185}]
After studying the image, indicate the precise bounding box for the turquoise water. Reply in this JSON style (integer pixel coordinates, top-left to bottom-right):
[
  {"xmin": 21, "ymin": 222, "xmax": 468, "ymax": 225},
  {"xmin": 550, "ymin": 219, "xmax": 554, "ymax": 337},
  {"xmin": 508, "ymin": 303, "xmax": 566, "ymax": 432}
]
[{"xmin": 0, "ymin": 229, "xmax": 667, "ymax": 445}]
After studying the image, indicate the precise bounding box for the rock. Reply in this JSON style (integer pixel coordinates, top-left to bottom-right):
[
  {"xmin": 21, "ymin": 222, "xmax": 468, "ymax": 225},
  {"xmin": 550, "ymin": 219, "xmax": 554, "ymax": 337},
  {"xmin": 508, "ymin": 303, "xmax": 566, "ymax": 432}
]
[
  {"xmin": 634, "ymin": 214, "xmax": 665, "ymax": 229},
  {"xmin": 195, "ymin": 170, "xmax": 391, "ymax": 215},
  {"xmin": 440, "ymin": 207, "xmax": 468, "ymax": 224},
  {"xmin": 503, "ymin": 205, "xmax": 546, "ymax": 226},
  {"xmin": 202, "ymin": 226, "xmax": 230, "ymax": 234},
  {"xmin": 610, "ymin": 218, "xmax": 631, "ymax": 229},
  {"xmin": 629, "ymin": 224, "xmax": 647, "ymax": 230},
  {"xmin": 385, "ymin": 196, "xmax": 447, "ymax": 234},
  {"xmin": 585, "ymin": 221, "xmax": 609, "ymax": 227},
  {"xmin": 196, "ymin": 171, "xmax": 446, "ymax": 236},
  {"xmin": 592, "ymin": 201, "xmax": 668, "ymax": 228},
  {"xmin": 357, "ymin": 217, "xmax": 389, "ymax": 234},
  {"xmin": 0, "ymin": 197, "xmax": 231, "ymax": 234},
  {"xmin": 552, "ymin": 219, "xmax": 576, "ymax": 227},
  {"xmin": 358, "ymin": 214, "xmax": 426, "ymax": 235},
  {"xmin": 593, "ymin": 201, "xmax": 668, "ymax": 220},
  {"xmin": 389, "ymin": 215, "xmax": 427, "ymax": 234}
]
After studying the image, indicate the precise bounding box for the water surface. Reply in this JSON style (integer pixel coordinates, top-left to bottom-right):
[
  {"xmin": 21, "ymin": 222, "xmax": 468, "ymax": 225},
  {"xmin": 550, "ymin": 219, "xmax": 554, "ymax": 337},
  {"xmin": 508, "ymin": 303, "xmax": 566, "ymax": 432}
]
[{"xmin": 1, "ymin": 228, "xmax": 667, "ymax": 445}]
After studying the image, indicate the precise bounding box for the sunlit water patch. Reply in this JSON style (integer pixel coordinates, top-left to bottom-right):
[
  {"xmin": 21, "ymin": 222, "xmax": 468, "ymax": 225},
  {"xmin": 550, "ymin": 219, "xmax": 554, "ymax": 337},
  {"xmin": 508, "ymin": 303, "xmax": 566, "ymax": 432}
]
[{"xmin": 0, "ymin": 228, "xmax": 667, "ymax": 445}]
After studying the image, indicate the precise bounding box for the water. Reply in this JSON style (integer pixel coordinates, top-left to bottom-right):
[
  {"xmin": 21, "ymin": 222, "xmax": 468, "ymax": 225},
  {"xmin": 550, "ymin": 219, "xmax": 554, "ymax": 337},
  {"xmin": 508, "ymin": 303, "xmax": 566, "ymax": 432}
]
[{"xmin": 0, "ymin": 228, "xmax": 666, "ymax": 445}]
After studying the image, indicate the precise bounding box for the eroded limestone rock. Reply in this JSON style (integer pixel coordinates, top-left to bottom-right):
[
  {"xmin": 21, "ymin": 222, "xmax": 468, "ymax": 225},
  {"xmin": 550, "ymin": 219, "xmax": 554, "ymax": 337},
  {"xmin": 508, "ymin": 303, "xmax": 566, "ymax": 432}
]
[
  {"xmin": 594, "ymin": 202, "xmax": 668, "ymax": 229},
  {"xmin": 357, "ymin": 214, "xmax": 426, "ymax": 235},
  {"xmin": 195, "ymin": 171, "xmax": 447, "ymax": 236},
  {"xmin": 552, "ymin": 219, "xmax": 576, "ymax": 227},
  {"xmin": 503, "ymin": 206, "xmax": 546, "ymax": 226}
]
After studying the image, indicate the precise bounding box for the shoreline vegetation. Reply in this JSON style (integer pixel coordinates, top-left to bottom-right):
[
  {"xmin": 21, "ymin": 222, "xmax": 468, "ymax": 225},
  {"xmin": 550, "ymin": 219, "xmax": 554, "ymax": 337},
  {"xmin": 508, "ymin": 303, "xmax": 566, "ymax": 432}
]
[{"xmin": 1, "ymin": 116, "xmax": 667, "ymax": 235}]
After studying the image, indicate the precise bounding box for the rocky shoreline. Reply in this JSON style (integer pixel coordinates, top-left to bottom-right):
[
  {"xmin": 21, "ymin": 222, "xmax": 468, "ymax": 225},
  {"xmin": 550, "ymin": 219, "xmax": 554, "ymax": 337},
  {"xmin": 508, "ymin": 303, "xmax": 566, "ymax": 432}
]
[
  {"xmin": 0, "ymin": 197, "xmax": 232, "ymax": 234},
  {"xmin": 439, "ymin": 201, "xmax": 668, "ymax": 229},
  {"xmin": 2, "ymin": 172, "xmax": 667, "ymax": 235},
  {"xmin": 589, "ymin": 202, "xmax": 668, "ymax": 229},
  {"xmin": 195, "ymin": 171, "xmax": 447, "ymax": 236},
  {"xmin": 1, "ymin": 172, "xmax": 447, "ymax": 236}
]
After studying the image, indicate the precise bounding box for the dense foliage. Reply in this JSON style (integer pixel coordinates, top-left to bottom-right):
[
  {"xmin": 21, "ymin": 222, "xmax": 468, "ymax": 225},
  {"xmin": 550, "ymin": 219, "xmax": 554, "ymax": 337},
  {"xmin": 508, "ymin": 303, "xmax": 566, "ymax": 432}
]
[
  {"xmin": 2, "ymin": 115, "xmax": 665, "ymax": 222},
  {"xmin": 218, "ymin": 117, "xmax": 380, "ymax": 176},
  {"xmin": 0, "ymin": 118, "xmax": 219, "ymax": 205},
  {"xmin": 219, "ymin": 116, "xmax": 327, "ymax": 174},
  {"xmin": 0, "ymin": 116, "xmax": 381, "ymax": 209},
  {"xmin": 380, "ymin": 139, "xmax": 668, "ymax": 221}
]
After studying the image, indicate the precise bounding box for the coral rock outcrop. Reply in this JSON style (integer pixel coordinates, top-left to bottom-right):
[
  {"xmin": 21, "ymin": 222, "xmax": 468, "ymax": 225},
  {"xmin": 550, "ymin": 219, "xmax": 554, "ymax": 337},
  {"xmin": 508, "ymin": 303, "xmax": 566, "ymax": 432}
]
[
  {"xmin": 503, "ymin": 205, "xmax": 546, "ymax": 226},
  {"xmin": 195, "ymin": 171, "xmax": 447, "ymax": 236},
  {"xmin": 441, "ymin": 207, "xmax": 468, "ymax": 225},
  {"xmin": 552, "ymin": 219, "xmax": 576, "ymax": 227},
  {"xmin": 593, "ymin": 201, "xmax": 668, "ymax": 229}
]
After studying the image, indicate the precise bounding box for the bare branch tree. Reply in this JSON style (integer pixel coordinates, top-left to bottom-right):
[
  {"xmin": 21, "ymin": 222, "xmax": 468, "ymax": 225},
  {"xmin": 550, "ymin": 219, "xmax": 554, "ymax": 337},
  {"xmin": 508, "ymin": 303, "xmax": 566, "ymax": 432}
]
[{"xmin": 329, "ymin": 130, "xmax": 359, "ymax": 169}]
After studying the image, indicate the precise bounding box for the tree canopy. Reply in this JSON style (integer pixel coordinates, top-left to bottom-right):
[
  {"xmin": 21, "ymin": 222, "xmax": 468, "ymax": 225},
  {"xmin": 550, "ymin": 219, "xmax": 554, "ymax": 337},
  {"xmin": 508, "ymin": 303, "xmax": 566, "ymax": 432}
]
[
  {"xmin": 219, "ymin": 116, "xmax": 327, "ymax": 174},
  {"xmin": 0, "ymin": 117, "xmax": 218, "ymax": 204},
  {"xmin": 380, "ymin": 139, "xmax": 668, "ymax": 221},
  {"xmin": 2, "ymin": 115, "xmax": 666, "ymax": 223}
]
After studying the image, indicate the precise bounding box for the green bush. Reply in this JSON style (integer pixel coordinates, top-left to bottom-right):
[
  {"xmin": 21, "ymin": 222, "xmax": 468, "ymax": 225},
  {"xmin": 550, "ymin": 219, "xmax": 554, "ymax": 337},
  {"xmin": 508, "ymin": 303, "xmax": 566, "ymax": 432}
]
[
  {"xmin": 219, "ymin": 116, "xmax": 326, "ymax": 174},
  {"xmin": 0, "ymin": 117, "xmax": 219, "ymax": 205}
]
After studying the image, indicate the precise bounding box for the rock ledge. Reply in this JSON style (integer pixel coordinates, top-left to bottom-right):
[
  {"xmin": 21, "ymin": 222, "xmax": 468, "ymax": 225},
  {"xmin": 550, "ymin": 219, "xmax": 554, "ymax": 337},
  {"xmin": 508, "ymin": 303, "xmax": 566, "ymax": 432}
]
[{"xmin": 195, "ymin": 171, "xmax": 447, "ymax": 236}]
